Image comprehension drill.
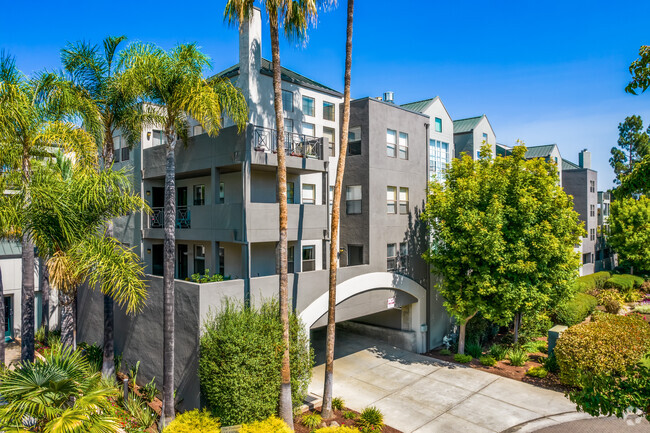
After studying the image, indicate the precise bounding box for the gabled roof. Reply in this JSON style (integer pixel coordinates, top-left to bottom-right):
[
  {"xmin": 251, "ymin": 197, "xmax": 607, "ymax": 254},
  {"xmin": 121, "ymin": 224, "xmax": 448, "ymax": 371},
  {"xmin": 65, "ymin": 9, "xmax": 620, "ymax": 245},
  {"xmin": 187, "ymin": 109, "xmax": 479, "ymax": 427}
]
[
  {"xmin": 453, "ymin": 115, "xmax": 484, "ymax": 134},
  {"xmin": 525, "ymin": 144, "xmax": 557, "ymax": 159},
  {"xmin": 400, "ymin": 98, "xmax": 436, "ymax": 113},
  {"xmin": 0, "ymin": 241, "xmax": 21, "ymax": 257},
  {"xmin": 213, "ymin": 58, "xmax": 343, "ymax": 97},
  {"xmin": 562, "ymin": 158, "xmax": 581, "ymax": 170}
]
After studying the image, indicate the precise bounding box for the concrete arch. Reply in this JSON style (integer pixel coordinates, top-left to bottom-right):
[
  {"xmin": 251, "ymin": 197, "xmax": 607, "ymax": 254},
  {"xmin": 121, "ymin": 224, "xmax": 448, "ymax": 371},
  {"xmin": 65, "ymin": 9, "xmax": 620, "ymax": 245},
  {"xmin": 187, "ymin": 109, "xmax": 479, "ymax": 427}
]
[{"xmin": 299, "ymin": 272, "xmax": 427, "ymax": 353}]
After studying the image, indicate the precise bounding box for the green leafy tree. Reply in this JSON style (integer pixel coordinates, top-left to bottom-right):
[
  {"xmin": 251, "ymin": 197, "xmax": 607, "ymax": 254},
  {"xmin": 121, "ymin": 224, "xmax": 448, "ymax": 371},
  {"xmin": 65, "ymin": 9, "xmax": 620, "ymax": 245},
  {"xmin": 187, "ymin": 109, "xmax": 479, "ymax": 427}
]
[
  {"xmin": 626, "ymin": 45, "xmax": 650, "ymax": 95},
  {"xmin": 610, "ymin": 115, "xmax": 649, "ymax": 186},
  {"xmin": 423, "ymin": 145, "xmax": 583, "ymax": 354},
  {"xmin": 608, "ymin": 196, "xmax": 650, "ymax": 274},
  {"xmin": 119, "ymin": 42, "xmax": 248, "ymax": 427},
  {"xmin": 617, "ymin": 154, "xmax": 650, "ymax": 197}
]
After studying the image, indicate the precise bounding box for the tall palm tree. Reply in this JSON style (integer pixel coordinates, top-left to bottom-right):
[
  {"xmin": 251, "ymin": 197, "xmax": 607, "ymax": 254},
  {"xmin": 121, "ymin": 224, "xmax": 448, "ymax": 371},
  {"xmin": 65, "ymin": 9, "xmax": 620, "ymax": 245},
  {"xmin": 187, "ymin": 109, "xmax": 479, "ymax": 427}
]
[
  {"xmin": 0, "ymin": 52, "xmax": 99, "ymax": 362},
  {"xmin": 119, "ymin": 42, "xmax": 248, "ymax": 427},
  {"xmin": 61, "ymin": 35, "xmax": 154, "ymax": 378},
  {"xmin": 0, "ymin": 267, "xmax": 4, "ymax": 366},
  {"xmin": 224, "ymin": 2, "xmax": 318, "ymax": 426},
  {"xmin": 321, "ymin": 0, "xmax": 354, "ymax": 420}
]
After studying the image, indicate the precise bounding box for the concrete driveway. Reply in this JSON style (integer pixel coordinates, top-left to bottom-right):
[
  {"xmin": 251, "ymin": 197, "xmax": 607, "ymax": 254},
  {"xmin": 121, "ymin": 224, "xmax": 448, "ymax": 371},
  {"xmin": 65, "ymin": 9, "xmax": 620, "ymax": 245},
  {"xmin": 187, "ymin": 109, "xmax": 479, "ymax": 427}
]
[{"xmin": 309, "ymin": 328, "xmax": 583, "ymax": 433}]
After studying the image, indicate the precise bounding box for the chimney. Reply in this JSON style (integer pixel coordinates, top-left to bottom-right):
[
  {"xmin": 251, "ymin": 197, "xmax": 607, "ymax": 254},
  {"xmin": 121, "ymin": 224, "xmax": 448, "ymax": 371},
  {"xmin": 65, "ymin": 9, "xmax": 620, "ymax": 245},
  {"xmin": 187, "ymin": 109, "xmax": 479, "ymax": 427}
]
[
  {"xmin": 579, "ymin": 149, "xmax": 591, "ymax": 169},
  {"xmin": 238, "ymin": 7, "xmax": 261, "ymax": 121},
  {"xmin": 383, "ymin": 91, "xmax": 394, "ymax": 104}
]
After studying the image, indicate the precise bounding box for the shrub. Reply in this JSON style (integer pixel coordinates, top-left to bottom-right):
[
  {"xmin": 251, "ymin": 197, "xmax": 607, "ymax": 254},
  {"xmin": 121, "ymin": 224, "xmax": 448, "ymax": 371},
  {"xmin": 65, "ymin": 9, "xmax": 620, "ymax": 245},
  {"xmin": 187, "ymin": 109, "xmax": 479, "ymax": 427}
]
[
  {"xmin": 526, "ymin": 366, "xmax": 548, "ymax": 378},
  {"xmin": 331, "ymin": 397, "xmax": 345, "ymax": 411},
  {"xmin": 301, "ymin": 413, "xmax": 322, "ymax": 429},
  {"xmin": 124, "ymin": 394, "xmax": 157, "ymax": 429},
  {"xmin": 141, "ymin": 377, "xmax": 158, "ymax": 402},
  {"xmin": 605, "ymin": 275, "xmax": 645, "ymax": 301},
  {"xmin": 342, "ymin": 411, "xmax": 356, "ymax": 420},
  {"xmin": 554, "ymin": 314, "xmax": 650, "ymax": 386},
  {"xmin": 454, "ymin": 353, "xmax": 472, "ymax": 363},
  {"xmin": 465, "ymin": 313, "xmax": 499, "ymax": 346},
  {"xmin": 641, "ymin": 280, "xmax": 650, "ymax": 293},
  {"xmin": 479, "ymin": 355, "xmax": 497, "ymax": 366},
  {"xmin": 439, "ymin": 348, "xmax": 452, "ymax": 356},
  {"xmin": 597, "ymin": 289, "xmax": 624, "ymax": 314},
  {"xmin": 358, "ymin": 406, "xmax": 384, "ymax": 431},
  {"xmin": 543, "ymin": 354, "xmax": 560, "ymax": 373},
  {"xmin": 199, "ymin": 300, "xmax": 313, "ymax": 426},
  {"xmin": 239, "ymin": 416, "xmax": 292, "ymax": 433},
  {"xmin": 164, "ymin": 409, "xmax": 220, "ymax": 433},
  {"xmin": 519, "ymin": 311, "xmax": 553, "ymax": 342},
  {"xmin": 78, "ymin": 342, "xmax": 103, "ymax": 373},
  {"xmin": 634, "ymin": 305, "xmax": 650, "ymax": 314},
  {"xmin": 465, "ymin": 341, "xmax": 483, "ymax": 359},
  {"xmin": 522, "ymin": 340, "xmax": 547, "ymax": 354},
  {"xmin": 554, "ymin": 293, "xmax": 598, "ymax": 326},
  {"xmin": 314, "ymin": 427, "xmax": 360, "ymax": 433},
  {"xmin": 488, "ymin": 344, "xmax": 508, "ymax": 361},
  {"xmin": 190, "ymin": 269, "xmax": 227, "ymax": 283},
  {"xmin": 573, "ymin": 272, "xmax": 611, "ymax": 293},
  {"xmin": 507, "ymin": 348, "xmax": 529, "ymax": 366}
]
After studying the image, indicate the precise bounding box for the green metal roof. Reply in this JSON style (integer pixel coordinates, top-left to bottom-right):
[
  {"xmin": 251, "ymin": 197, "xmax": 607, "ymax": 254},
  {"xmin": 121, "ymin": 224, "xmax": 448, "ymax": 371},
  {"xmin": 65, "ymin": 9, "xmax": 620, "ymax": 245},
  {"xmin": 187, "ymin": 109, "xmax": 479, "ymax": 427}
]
[
  {"xmin": 400, "ymin": 98, "xmax": 435, "ymax": 113},
  {"xmin": 453, "ymin": 116, "xmax": 484, "ymax": 134},
  {"xmin": 0, "ymin": 241, "xmax": 21, "ymax": 257},
  {"xmin": 213, "ymin": 58, "xmax": 343, "ymax": 97},
  {"xmin": 562, "ymin": 158, "xmax": 581, "ymax": 170},
  {"xmin": 524, "ymin": 144, "xmax": 556, "ymax": 159}
]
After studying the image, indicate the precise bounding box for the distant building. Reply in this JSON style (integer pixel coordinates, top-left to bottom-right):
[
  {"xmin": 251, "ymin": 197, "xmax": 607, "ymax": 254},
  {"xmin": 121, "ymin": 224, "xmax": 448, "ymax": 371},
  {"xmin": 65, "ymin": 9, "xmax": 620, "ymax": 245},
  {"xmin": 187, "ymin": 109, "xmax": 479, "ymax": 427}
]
[
  {"xmin": 453, "ymin": 115, "xmax": 496, "ymax": 159},
  {"xmin": 596, "ymin": 190, "xmax": 617, "ymax": 271}
]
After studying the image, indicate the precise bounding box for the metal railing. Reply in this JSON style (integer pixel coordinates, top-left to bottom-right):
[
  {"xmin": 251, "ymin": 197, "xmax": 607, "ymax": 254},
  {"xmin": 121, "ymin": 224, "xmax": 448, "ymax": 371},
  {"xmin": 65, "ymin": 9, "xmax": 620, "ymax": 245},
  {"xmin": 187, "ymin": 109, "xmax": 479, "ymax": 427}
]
[
  {"xmin": 149, "ymin": 207, "xmax": 191, "ymax": 229},
  {"xmin": 254, "ymin": 126, "xmax": 323, "ymax": 160}
]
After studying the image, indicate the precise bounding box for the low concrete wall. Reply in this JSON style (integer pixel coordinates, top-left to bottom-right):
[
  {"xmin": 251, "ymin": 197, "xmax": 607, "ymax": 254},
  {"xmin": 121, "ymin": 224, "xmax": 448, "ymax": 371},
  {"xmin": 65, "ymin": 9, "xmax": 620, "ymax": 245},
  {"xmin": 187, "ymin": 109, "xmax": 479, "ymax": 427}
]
[{"xmin": 339, "ymin": 321, "xmax": 417, "ymax": 352}]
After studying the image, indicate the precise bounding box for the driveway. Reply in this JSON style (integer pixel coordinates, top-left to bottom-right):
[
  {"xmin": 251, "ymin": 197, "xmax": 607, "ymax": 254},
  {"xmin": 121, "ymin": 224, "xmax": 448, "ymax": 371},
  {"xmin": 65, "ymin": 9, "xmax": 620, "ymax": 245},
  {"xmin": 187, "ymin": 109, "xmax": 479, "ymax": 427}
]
[{"xmin": 309, "ymin": 328, "xmax": 584, "ymax": 433}]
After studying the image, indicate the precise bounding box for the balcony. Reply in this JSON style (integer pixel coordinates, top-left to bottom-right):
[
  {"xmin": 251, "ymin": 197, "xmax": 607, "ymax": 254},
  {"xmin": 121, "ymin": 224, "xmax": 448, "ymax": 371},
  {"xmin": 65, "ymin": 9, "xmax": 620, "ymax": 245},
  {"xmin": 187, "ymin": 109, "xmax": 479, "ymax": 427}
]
[
  {"xmin": 254, "ymin": 126, "xmax": 324, "ymax": 160},
  {"xmin": 149, "ymin": 207, "xmax": 191, "ymax": 229}
]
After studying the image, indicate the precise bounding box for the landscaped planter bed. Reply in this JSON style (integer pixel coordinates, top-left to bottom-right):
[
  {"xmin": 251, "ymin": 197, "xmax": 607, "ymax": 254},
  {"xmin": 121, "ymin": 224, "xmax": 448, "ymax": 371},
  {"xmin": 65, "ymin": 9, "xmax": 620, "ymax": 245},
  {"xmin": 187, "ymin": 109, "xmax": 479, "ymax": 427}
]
[{"xmin": 295, "ymin": 407, "xmax": 403, "ymax": 433}]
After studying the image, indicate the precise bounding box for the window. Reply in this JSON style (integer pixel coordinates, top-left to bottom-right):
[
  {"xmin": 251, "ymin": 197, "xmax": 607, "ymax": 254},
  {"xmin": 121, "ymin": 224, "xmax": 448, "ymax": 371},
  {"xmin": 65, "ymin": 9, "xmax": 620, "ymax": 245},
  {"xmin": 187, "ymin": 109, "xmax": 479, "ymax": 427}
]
[
  {"xmin": 302, "ymin": 96, "xmax": 315, "ymax": 117},
  {"xmin": 590, "ymin": 228, "xmax": 596, "ymax": 241},
  {"xmin": 218, "ymin": 247, "xmax": 225, "ymax": 276},
  {"xmin": 302, "ymin": 122, "xmax": 315, "ymax": 137},
  {"xmin": 590, "ymin": 180, "xmax": 596, "ymax": 193},
  {"xmin": 387, "ymin": 186, "xmax": 397, "ymax": 214},
  {"xmin": 113, "ymin": 136, "xmax": 121, "ymax": 163},
  {"xmin": 194, "ymin": 245, "xmax": 206, "ymax": 275},
  {"xmin": 282, "ymin": 89, "xmax": 293, "ymax": 112},
  {"xmin": 399, "ymin": 242, "xmax": 408, "ymax": 268},
  {"xmin": 399, "ymin": 187, "xmax": 409, "ymax": 214},
  {"xmin": 590, "ymin": 204, "xmax": 595, "ymax": 217},
  {"xmin": 193, "ymin": 125, "xmax": 204, "ymax": 136},
  {"xmin": 323, "ymin": 101, "xmax": 335, "ymax": 121},
  {"xmin": 219, "ymin": 182, "xmax": 225, "ymax": 204},
  {"xmin": 193, "ymin": 185, "xmax": 205, "ymax": 206},
  {"xmin": 288, "ymin": 246, "xmax": 295, "ymax": 273},
  {"xmin": 434, "ymin": 117, "xmax": 442, "ymax": 133},
  {"xmin": 302, "ymin": 184, "xmax": 315, "ymax": 205},
  {"xmin": 346, "ymin": 185, "xmax": 362, "ymax": 214},
  {"xmin": 121, "ymin": 145, "xmax": 130, "ymax": 162},
  {"xmin": 482, "ymin": 132, "xmax": 488, "ymax": 144},
  {"xmin": 287, "ymin": 182, "xmax": 295, "ymax": 204},
  {"xmin": 302, "ymin": 246, "xmax": 315, "ymax": 271},
  {"xmin": 348, "ymin": 127, "xmax": 361, "ymax": 155},
  {"xmin": 323, "ymin": 126, "xmax": 335, "ymax": 157},
  {"xmin": 583, "ymin": 253, "xmax": 592, "ymax": 264},
  {"xmin": 152, "ymin": 130, "xmax": 167, "ymax": 147},
  {"xmin": 387, "ymin": 243, "xmax": 397, "ymax": 271},
  {"xmin": 284, "ymin": 118, "xmax": 294, "ymax": 133},
  {"xmin": 429, "ymin": 140, "xmax": 450, "ymax": 181},
  {"xmin": 399, "ymin": 132, "xmax": 408, "ymax": 159},
  {"xmin": 348, "ymin": 245, "xmax": 363, "ymax": 266},
  {"xmin": 386, "ymin": 129, "xmax": 397, "ymax": 157}
]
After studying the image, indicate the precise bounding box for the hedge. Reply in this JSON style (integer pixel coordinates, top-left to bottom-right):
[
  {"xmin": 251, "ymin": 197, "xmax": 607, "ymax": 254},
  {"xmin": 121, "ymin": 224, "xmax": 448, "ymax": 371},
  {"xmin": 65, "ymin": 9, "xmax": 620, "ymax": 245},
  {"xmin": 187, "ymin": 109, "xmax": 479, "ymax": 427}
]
[
  {"xmin": 605, "ymin": 274, "xmax": 644, "ymax": 292},
  {"xmin": 573, "ymin": 271, "xmax": 611, "ymax": 293},
  {"xmin": 554, "ymin": 313, "xmax": 650, "ymax": 386},
  {"xmin": 554, "ymin": 293, "xmax": 598, "ymax": 326},
  {"xmin": 199, "ymin": 300, "xmax": 313, "ymax": 426}
]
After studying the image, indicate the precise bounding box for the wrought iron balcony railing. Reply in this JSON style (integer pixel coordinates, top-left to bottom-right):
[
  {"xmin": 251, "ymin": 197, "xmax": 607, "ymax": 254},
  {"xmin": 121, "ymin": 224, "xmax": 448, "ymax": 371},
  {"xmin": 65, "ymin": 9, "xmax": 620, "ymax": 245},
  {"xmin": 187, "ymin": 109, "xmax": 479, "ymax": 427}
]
[
  {"xmin": 254, "ymin": 126, "xmax": 323, "ymax": 160},
  {"xmin": 149, "ymin": 207, "xmax": 191, "ymax": 229}
]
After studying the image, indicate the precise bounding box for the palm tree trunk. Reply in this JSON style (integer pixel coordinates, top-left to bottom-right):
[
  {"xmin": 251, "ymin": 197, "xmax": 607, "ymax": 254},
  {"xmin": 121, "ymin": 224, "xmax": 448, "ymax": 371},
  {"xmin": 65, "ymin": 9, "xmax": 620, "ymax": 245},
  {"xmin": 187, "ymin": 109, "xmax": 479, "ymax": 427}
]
[
  {"xmin": 40, "ymin": 258, "xmax": 49, "ymax": 342},
  {"xmin": 102, "ymin": 139, "xmax": 116, "ymax": 378},
  {"xmin": 322, "ymin": 0, "xmax": 354, "ymax": 420},
  {"xmin": 60, "ymin": 291, "xmax": 75, "ymax": 350},
  {"xmin": 161, "ymin": 136, "xmax": 177, "ymax": 427},
  {"xmin": 0, "ymin": 267, "xmax": 5, "ymax": 366},
  {"xmin": 269, "ymin": 12, "xmax": 293, "ymax": 428},
  {"xmin": 21, "ymin": 236, "xmax": 35, "ymax": 362}
]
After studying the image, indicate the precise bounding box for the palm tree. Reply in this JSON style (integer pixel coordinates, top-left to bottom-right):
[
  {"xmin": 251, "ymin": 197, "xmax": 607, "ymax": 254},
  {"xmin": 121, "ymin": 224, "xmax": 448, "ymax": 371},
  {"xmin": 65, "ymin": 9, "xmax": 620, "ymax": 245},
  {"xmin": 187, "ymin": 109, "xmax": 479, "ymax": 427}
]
[
  {"xmin": 0, "ymin": 52, "xmax": 99, "ymax": 362},
  {"xmin": 21, "ymin": 153, "xmax": 148, "ymax": 350},
  {"xmin": 0, "ymin": 342, "xmax": 120, "ymax": 433},
  {"xmin": 321, "ymin": 0, "xmax": 354, "ymax": 420},
  {"xmin": 119, "ymin": 42, "xmax": 248, "ymax": 427},
  {"xmin": 61, "ymin": 35, "xmax": 154, "ymax": 378},
  {"xmin": 0, "ymin": 267, "xmax": 4, "ymax": 366},
  {"xmin": 224, "ymin": 2, "xmax": 318, "ymax": 426}
]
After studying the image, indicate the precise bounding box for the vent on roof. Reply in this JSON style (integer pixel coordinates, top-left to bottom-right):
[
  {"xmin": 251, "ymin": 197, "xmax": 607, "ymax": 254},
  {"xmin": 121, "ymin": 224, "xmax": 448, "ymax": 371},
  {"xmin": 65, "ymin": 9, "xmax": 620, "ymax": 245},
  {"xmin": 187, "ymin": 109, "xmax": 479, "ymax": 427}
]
[{"xmin": 383, "ymin": 91, "xmax": 394, "ymax": 104}]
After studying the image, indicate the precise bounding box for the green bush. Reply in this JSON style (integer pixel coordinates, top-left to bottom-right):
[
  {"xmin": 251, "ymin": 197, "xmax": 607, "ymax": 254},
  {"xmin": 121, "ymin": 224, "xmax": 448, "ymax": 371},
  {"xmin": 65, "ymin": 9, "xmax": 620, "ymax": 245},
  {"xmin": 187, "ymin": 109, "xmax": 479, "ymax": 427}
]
[
  {"xmin": 554, "ymin": 293, "xmax": 598, "ymax": 326},
  {"xmin": 358, "ymin": 406, "xmax": 384, "ymax": 431},
  {"xmin": 314, "ymin": 427, "xmax": 360, "ymax": 433},
  {"xmin": 488, "ymin": 344, "xmax": 508, "ymax": 361},
  {"xmin": 199, "ymin": 300, "xmax": 313, "ymax": 426},
  {"xmin": 239, "ymin": 416, "xmax": 292, "ymax": 433},
  {"xmin": 597, "ymin": 289, "xmax": 624, "ymax": 314},
  {"xmin": 554, "ymin": 314, "xmax": 650, "ymax": 386},
  {"xmin": 573, "ymin": 272, "xmax": 611, "ymax": 293},
  {"xmin": 301, "ymin": 413, "xmax": 322, "ymax": 429},
  {"xmin": 605, "ymin": 274, "xmax": 644, "ymax": 291},
  {"xmin": 124, "ymin": 394, "xmax": 157, "ymax": 429},
  {"xmin": 163, "ymin": 409, "xmax": 220, "ymax": 433},
  {"xmin": 519, "ymin": 311, "xmax": 553, "ymax": 342},
  {"xmin": 543, "ymin": 354, "xmax": 560, "ymax": 373},
  {"xmin": 439, "ymin": 348, "xmax": 452, "ymax": 356},
  {"xmin": 526, "ymin": 366, "xmax": 548, "ymax": 378},
  {"xmin": 522, "ymin": 340, "xmax": 547, "ymax": 354},
  {"xmin": 465, "ymin": 313, "xmax": 499, "ymax": 346},
  {"xmin": 634, "ymin": 305, "xmax": 650, "ymax": 314},
  {"xmin": 78, "ymin": 342, "xmax": 103, "ymax": 373},
  {"xmin": 465, "ymin": 342, "xmax": 483, "ymax": 359},
  {"xmin": 331, "ymin": 397, "xmax": 345, "ymax": 411},
  {"xmin": 479, "ymin": 355, "xmax": 497, "ymax": 366},
  {"xmin": 507, "ymin": 348, "xmax": 529, "ymax": 366},
  {"xmin": 342, "ymin": 410, "xmax": 356, "ymax": 420},
  {"xmin": 454, "ymin": 353, "xmax": 472, "ymax": 363}
]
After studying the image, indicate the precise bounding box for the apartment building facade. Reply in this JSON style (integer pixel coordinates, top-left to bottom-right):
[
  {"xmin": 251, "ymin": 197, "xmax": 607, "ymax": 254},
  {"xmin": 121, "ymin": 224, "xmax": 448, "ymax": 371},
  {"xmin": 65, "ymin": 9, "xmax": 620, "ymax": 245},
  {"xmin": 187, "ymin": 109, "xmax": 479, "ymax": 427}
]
[
  {"xmin": 453, "ymin": 114, "xmax": 496, "ymax": 159},
  {"xmin": 596, "ymin": 190, "xmax": 617, "ymax": 271}
]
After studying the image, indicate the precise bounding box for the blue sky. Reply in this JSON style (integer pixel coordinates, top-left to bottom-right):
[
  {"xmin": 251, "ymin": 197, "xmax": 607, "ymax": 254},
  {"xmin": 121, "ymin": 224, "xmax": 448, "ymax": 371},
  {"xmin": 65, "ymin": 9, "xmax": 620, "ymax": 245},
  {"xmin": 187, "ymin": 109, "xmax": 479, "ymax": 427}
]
[{"xmin": 3, "ymin": 0, "xmax": 650, "ymax": 189}]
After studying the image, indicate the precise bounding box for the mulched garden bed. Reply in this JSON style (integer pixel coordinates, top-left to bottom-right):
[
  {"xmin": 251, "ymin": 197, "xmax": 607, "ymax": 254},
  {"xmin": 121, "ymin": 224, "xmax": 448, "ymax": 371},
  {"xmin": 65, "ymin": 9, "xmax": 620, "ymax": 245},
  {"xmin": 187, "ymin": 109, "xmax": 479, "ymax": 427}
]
[{"xmin": 294, "ymin": 407, "xmax": 402, "ymax": 433}]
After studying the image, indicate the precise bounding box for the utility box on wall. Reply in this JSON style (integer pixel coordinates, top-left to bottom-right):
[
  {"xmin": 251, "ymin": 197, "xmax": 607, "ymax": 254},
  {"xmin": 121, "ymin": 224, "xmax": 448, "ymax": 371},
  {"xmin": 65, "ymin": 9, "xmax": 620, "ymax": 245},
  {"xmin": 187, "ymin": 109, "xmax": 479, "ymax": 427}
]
[{"xmin": 548, "ymin": 325, "xmax": 568, "ymax": 356}]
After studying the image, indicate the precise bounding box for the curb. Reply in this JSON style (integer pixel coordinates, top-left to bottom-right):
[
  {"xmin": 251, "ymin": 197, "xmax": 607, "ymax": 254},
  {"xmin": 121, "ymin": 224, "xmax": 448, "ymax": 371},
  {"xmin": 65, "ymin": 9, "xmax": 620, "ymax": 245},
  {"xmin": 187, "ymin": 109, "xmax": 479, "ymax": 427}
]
[{"xmin": 502, "ymin": 411, "xmax": 595, "ymax": 432}]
